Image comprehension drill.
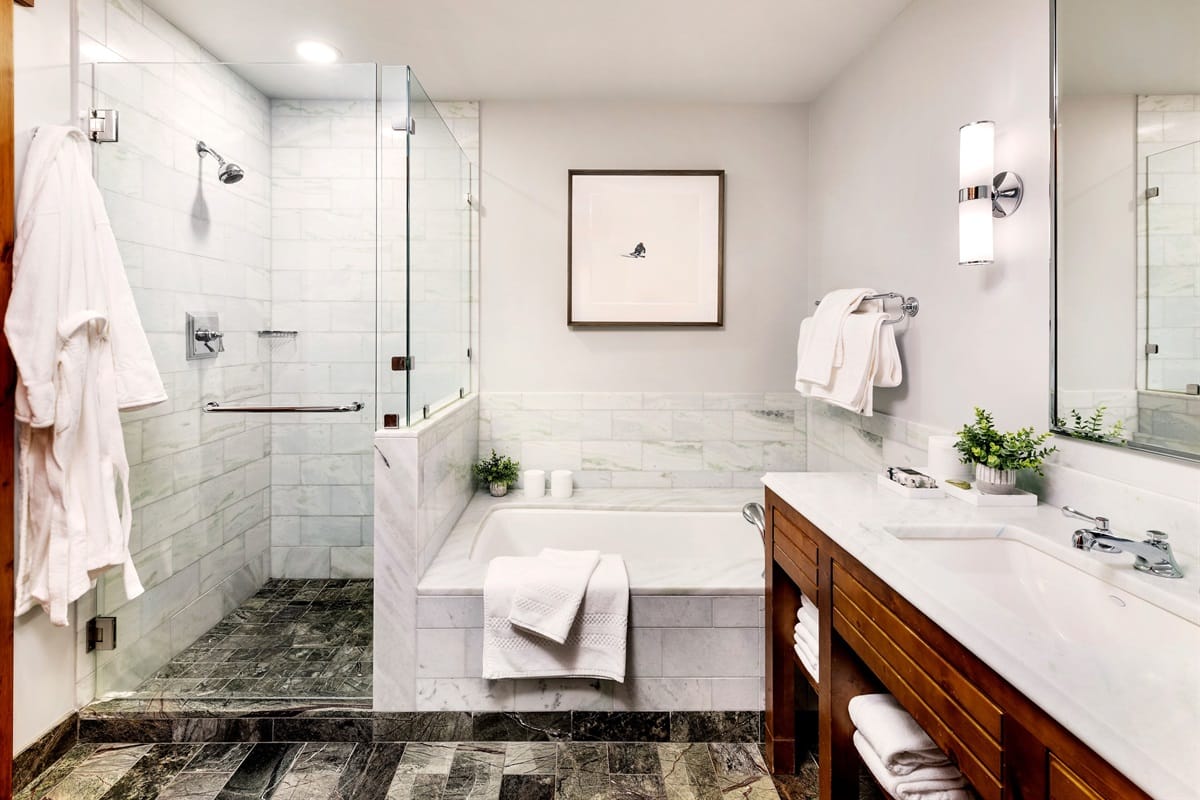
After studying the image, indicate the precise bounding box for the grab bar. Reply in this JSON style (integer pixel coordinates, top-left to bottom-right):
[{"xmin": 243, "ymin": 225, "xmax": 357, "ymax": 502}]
[{"xmin": 202, "ymin": 401, "xmax": 364, "ymax": 414}]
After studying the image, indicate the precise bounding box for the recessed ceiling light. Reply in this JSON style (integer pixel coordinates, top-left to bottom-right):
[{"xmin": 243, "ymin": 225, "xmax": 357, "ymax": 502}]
[{"xmin": 295, "ymin": 40, "xmax": 341, "ymax": 64}]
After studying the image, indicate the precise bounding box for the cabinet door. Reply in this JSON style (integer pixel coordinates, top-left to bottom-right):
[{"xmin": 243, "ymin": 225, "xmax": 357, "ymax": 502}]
[{"xmin": 1048, "ymin": 756, "xmax": 1107, "ymax": 800}]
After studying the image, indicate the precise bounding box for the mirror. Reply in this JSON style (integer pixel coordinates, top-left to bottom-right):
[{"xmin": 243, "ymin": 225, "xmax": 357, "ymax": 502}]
[{"xmin": 1053, "ymin": 0, "xmax": 1200, "ymax": 460}]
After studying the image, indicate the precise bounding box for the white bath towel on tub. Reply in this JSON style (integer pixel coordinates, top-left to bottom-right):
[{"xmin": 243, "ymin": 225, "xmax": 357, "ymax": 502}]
[
  {"xmin": 483, "ymin": 554, "xmax": 629, "ymax": 681},
  {"xmin": 508, "ymin": 548, "xmax": 601, "ymax": 643}
]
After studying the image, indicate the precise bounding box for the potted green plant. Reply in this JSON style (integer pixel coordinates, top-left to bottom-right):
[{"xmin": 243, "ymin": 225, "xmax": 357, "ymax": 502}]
[
  {"xmin": 473, "ymin": 450, "xmax": 521, "ymax": 497},
  {"xmin": 954, "ymin": 407, "xmax": 1056, "ymax": 494}
]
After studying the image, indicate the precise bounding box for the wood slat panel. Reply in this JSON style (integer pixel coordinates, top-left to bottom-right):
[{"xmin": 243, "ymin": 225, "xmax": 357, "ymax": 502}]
[
  {"xmin": 834, "ymin": 606, "xmax": 1003, "ymax": 800},
  {"xmin": 834, "ymin": 564, "xmax": 1002, "ymax": 739},
  {"xmin": 774, "ymin": 543, "xmax": 818, "ymax": 604},
  {"xmin": 773, "ymin": 510, "xmax": 818, "ymax": 563},
  {"xmin": 835, "ymin": 585, "xmax": 1002, "ymax": 776},
  {"xmin": 1048, "ymin": 757, "xmax": 1106, "ymax": 800}
]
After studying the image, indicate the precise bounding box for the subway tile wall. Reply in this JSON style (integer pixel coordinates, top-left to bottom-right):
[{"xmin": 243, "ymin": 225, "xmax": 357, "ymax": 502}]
[
  {"xmin": 479, "ymin": 392, "xmax": 807, "ymax": 488},
  {"xmin": 78, "ymin": 0, "xmax": 273, "ymax": 697}
]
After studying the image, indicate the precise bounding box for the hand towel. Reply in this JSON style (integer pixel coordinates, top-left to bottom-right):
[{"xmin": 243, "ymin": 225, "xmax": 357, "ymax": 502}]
[
  {"xmin": 849, "ymin": 694, "xmax": 953, "ymax": 775},
  {"xmin": 484, "ymin": 554, "xmax": 629, "ymax": 681},
  {"xmin": 799, "ymin": 309, "xmax": 889, "ymax": 415},
  {"xmin": 793, "ymin": 642, "xmax": 819, "ymax": 682},
  {"xmin": 854, "ymin": 732, "xmax": 972, "ymax": 800},
  {"xmin": 793, "ymin": 622, "xmax": 819, "ymax": 657},
  {"xmin": 796, "ymin": 598, "xmax": 819, "ymax": 641},
  {"xmin": 873, "ymin": 322, "xmax": 902, "ymax": 389},
  {"xmin": 795, "ymin": 288, "xmax": 873, "ymax": 385},
  {"xmin": 507, "ymin": 548, "xmax": 601, "ymax": 643}
]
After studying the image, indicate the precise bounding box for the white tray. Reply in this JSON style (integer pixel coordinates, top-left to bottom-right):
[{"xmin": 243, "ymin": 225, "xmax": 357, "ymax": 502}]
[
  {"xmin": 876, "ymin": 472, "xmax": 945, "ymax": 499},
  {"xmin": 943, "ymin": 482, "xmax": 1038, "ymax": 507}
]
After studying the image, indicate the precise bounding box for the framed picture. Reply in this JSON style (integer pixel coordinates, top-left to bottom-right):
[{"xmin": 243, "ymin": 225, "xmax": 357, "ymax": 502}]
[{"xmin": 568, "ymin": 170, "xmax": 724, "ymax": 327}]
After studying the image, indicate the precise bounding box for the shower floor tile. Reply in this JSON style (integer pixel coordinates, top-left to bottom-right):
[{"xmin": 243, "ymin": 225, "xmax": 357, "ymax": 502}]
[{"xmin": 127, "ymin": 579, "xmax": 373, "ymax": 700}]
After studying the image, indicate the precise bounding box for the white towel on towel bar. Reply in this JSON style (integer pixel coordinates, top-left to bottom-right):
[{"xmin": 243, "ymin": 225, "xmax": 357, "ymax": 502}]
[
  {"xmin": 483, "ymin": 554, "xmax": 629, "ymax": 682},
  {"xmin": 797, "ymin": 308, "xmax": 899, "ymax": 416},
  {"xmin": 849, "ymin": 694, "xmax": 954, "ymax": 776},
  {"xmin": 854, "ymin": 731, "xmax": 972, "ymax": 800},
  {"xmin": 508, "ymin": 548, "xmax": 601, "ymax": 643},
  {"xmin": 794, "ymin": 288, "xmax": 872, "ymax": 385}
]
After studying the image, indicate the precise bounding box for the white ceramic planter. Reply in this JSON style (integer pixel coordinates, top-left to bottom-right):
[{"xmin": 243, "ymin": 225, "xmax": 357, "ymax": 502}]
[
  {"xmin": 974, "ymin": 464, "xmax": 1018, "ymax": 495},
  {"xmin": 489, "ymin": 482, "xmax": 509, "ymax": 497}
]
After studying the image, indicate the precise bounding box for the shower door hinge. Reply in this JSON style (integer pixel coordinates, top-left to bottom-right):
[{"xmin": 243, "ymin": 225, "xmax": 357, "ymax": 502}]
[
  {"xmin": 465, "ymin": 192, "xmax": 475, "ymax": 208},
  {"xmin": 86, "ymin": 616, "xmax": 117, "ymax": 652},
  {"xmin": 1145, "ymin": 343, "xmax": 1160, "ymax": 355},
  {"xmin": 466, "ymin": 347, "xmax": 472, "ymax": 360},
  {"xmin": 422, "ymin": 404, "xmax": 431, "ymax": 419},
  {"xmin": 88, "ymin": 108, "xmax": 119, "ymax": 143},
  {"xmin": 459, "ymin": 387, "xmax": 466, "ymax": 399},
  {"xmin": 392, "ymin": 116, "xmax": 416, "ymax": 135},
  {"xmin": 391, "ymin": 356, "xmax": 414, "ymax": 371},
  {"xmin": 1145, "ymin": 186, "xmax": 1160, "ymax": 199}
]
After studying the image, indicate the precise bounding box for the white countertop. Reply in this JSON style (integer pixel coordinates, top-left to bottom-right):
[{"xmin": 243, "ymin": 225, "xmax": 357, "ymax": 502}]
[
  {"xmin": 762, "ymin": 471, "xmax": 1200, "ymax": 800},
  {"xmin": 418, "ymin": 488, "xmax": 763, "ymax": 595}
]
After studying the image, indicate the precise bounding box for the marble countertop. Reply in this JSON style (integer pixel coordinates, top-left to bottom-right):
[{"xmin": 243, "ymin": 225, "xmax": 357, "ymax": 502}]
[
  {"xmin": 418, "ymin": 488, "xmax": 763, "ymax": 596},
  {"xmin": 762, "ymin": 471, "xmax": 1200, "ymax": 800}
]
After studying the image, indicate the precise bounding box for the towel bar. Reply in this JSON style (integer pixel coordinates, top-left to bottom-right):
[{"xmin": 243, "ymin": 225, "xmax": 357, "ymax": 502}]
[
  {"xmin": 813, "ymin": 291, "xmax": 919, "ymax": 325},
  {"xmin": 202, "ymin": 401, "xmax": 364, "ymax": 413}
]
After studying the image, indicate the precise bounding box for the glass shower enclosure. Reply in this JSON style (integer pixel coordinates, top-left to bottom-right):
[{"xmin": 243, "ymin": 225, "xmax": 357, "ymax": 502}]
[{"xmin": 85, "ymin": 60, "xmax": 471, "ymax": 701}]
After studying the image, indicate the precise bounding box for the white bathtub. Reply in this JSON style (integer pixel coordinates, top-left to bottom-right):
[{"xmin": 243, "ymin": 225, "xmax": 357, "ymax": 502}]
[{"xmin": 419, "ymin": 489, "xmax": 766, "ymax": 595}]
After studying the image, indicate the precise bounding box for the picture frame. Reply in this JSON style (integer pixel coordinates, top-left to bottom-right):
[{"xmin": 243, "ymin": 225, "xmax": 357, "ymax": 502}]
[{"xmin": 567, "ymin": 169, "xmax": 725, "ymax": 327}]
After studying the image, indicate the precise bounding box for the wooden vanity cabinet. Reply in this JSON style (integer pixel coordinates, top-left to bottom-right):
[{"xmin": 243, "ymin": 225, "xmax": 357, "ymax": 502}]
[{"xmin": 763, "ymin": 489, "xmax": 1152, "ymax": 800}]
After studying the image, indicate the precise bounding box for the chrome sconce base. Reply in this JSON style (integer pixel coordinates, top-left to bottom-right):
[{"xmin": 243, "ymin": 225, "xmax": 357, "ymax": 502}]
[{"xmin": 957, "ymin": 170, "xmax": 1024, "ymax": 219}]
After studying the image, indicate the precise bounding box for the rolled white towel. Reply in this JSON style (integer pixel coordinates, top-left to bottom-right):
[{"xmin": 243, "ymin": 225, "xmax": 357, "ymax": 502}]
[
  {"xmin": 854, "ymin": 731, "xmax": 971, "ymax": 800},
  {"xmin": 507, "ymin": 548, "xmax": 600, "ymax": 643},
  {"xmin": 849, "ymin": 694, "xmax": 952, "ymax": 775},
  {"xmin": 796, "ymin": 599, "xmax": 819, "ymax": 641},
  {"xmin": 793, "ymin": 642, "xmax": 818, "ymax": 681},
  {"xmin": 793, "ymin": 622, "xmax": 818, "ymax": 657}
]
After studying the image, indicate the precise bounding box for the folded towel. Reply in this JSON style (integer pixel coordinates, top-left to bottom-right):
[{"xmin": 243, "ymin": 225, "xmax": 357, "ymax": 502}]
[
  {"xmin": 507, "ymin": 548, "xmax": 601, "ymax": 643},
  {"xmin": 796, "ymin": 599, "xmax": 819, "ymax": 641},
  {"xmin": 854, "ymin": 732, "xmax": 971, "ymax": 800},
  {"xmin": 849, "ymin": 694, "xmax": 952, "ymax": 775},
  {"xmin": 483, "ymin": 554, "xmax": 629, "ymax": 681},
  {"xmin": 795, "ymin": 288, "xmax": 873, "ymax": 385},
  {"xmin": 799, "ymin": 309, "xmax": 890, "ymax": 415},
  {"xmin": 793, "ymin": 642, "xmax": 818, "ymax": 681},
  {"xmin": 793, "ymin": 622, "xmax": 818, "ymax": 657}
]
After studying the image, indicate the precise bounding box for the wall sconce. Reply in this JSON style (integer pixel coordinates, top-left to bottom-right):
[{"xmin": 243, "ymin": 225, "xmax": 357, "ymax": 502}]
[{"xmin": 958, "ymin": 121, "xmax": 1023, "ymax": 265}]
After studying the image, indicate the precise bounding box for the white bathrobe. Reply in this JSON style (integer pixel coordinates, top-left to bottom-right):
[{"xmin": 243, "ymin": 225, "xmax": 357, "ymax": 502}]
[{"xmin": 6, "ymin": 125, "xmax": 167, "ymax": 625}]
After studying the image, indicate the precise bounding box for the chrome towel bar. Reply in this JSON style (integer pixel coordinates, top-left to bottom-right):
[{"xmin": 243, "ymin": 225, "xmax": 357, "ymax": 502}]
[
  {"xmin": 202, "ymin": 401, "xmax": 364, "ymax": 414},
  {"xmin": 813, "ymin": 291, "xmax": 919, "ymax": 325}
]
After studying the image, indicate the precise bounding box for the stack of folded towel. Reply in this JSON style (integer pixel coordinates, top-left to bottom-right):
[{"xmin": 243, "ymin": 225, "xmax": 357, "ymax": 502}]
[
  {"xmin": 793, "ymin": 595, "xmax": 819, "ymax": 680},
  {"xmin": 482, "ymin": 548, "xmax": 629, "ymax": 681},
  {"xmin": 795, "ymin": 288, "xmax": 902, "ymax": 416},
  {"xmin": 849, "ymin": 694, "xmax": 974, "ymax": 800}
]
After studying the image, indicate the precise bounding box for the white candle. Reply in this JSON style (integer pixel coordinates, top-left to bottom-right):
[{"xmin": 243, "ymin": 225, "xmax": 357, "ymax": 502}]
[
  {"xmin": 550, "ymin": 469, "xmax": 574, "ymax": 499},
  {"xmin": 523, "ymin": 469, "xmax": 546, "ymax": 499}
]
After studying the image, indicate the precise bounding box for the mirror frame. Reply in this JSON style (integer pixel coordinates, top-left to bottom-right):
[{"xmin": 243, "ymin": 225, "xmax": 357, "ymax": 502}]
[{"xmin": 1048, "ymin": 0, "xmax": 1200, "ymax": 463}]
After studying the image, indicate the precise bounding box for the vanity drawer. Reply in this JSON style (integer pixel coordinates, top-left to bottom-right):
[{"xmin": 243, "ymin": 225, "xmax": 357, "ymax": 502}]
[
  {"xmin": 771, "ymin": 508, "xmax": 819, "ymax": 601},
  {"xmin": 833, "ymin": 563, "xmax": 1003, "ymax": 800},
  {"xmin": 1048, "ymin": 756, "xmax": 1107, "ymax": 800}
]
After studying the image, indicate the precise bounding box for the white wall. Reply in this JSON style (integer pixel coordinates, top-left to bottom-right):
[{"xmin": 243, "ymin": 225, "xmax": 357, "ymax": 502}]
[
  {"xmin": 807, "ymin": 0, "xmax": 1051, "ymax": 434},
  {"xmin": 12, "ymin": 0, "xmax": 78, "ymax": 755},
  {"xmin": 479, "ymin": 101, "xmax": 808, "ymax": 393},
  {"xmin": 1057, "ymin": 95, "xmax": 1137, "ymax": 392}
]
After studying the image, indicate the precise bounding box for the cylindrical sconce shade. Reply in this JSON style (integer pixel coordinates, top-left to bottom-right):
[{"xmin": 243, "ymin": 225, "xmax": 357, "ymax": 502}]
[{"xmin": 959, "ymin": 121, "xmax": 995, "ymax": 265}]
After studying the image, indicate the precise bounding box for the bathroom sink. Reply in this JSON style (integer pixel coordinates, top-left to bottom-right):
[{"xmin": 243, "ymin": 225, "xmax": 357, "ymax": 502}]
[{"xmin": 882, "ymin": 524, "xmax": 1199, "ymax": 648}]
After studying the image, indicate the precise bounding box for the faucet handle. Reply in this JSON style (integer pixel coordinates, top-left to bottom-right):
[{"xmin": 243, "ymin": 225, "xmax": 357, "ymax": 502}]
[
  {"xmin": 1062, "ymin": 506, "xmax": 1110, "ymax": 531},
  {"xmin": 1145, "ymin": 530, "xmax": 1169, "ymax": 544}
]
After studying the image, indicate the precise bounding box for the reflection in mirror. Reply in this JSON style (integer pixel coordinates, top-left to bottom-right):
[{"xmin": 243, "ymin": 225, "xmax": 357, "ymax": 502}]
[{"xmin": 1054, "ymin": 0, "xmax": 1200, "ymax": 459}]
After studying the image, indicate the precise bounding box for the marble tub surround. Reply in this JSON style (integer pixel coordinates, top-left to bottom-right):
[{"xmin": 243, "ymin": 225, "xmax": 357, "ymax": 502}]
[
  {"xmin": 762, "ymin": 471, "xmax": 1200, "ymax": 800},
  {"xmin": 479, "ymin": 391, "xmax": 807, "ymax": 489},
  {"xmin": 374, "ymin": 397, "xmax": 481, "ymax": 710},
  {"xmin": 19, "ymin": 739, "xmax": 785, "ymax": 800}
]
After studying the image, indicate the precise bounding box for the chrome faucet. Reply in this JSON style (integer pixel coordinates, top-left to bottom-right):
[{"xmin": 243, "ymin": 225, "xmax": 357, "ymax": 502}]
[
  {"xmin": 742, "ymin": 502, "xmax": 765, "ymax": 542},
  {"xmin": 1062, "ymin": 506, "xmax": 1184, "ymax": 579}
]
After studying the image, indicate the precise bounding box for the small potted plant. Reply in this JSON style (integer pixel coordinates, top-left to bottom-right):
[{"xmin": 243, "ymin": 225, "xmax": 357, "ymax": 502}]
[
  {"xmin": 473, "ymin": 449, "xmax": 520, "ymax": 497},
  {"xmin": 954, "ymin": 407, "xmax": 1056, "ymax": 494}
]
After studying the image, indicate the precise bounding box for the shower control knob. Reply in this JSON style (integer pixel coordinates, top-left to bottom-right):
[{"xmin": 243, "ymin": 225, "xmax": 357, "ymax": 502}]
[{"xmin": 194, "ymin": 328, "xmax": 225, "ymax": 352}]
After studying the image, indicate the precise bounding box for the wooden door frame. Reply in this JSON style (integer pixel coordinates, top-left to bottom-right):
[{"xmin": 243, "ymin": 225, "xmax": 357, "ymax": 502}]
[{"xmin": 1, "ymin": 0, "xmax": 16, "ymax": 792}]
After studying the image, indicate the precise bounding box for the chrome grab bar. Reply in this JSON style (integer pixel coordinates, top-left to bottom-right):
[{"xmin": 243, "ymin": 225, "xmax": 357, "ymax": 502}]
[{"xmin": 202, "ymin": 401, "xmax": 364, "ymax": 414}]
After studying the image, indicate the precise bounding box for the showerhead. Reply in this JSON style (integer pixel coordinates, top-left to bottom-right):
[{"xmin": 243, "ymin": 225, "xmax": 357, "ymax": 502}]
[{"xmin": 196, "ymin": 140, "xmax": 244, "ymax": 185}]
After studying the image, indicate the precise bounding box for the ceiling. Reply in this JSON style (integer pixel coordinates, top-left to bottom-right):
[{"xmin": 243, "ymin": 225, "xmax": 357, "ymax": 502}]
[
  {"xmin": 1058, "ymin": 0, "xmax": 1200, "ymax": 95},
  {"xmin": 142, "ymin": 0, "xmax": 912, "ymax": 101}
]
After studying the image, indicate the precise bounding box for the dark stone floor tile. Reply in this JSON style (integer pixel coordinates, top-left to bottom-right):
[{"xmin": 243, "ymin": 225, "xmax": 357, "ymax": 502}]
[
  {"xmin": 604, "ymin": 773, "xmax": 668, "ymax": 800},
  {"xmin": 272, "ymin": 717, "xmax": 372, "ymax": 742},
  {"xmin": 214, "ymin": 742, "xmax": 302, "ymax": 800},
  {"xmin": 13, "ymin": 713, "xmax": 78, "ymax": 794},
  {"xmin": 333, "ymin": 743, "xmax": 405, "ymax": 800},
  {"xmin": 572, "ymin": 712, "xmax": 670, "ymax": 742},
  {"xmin": 556, "ymin": 742, "xmax": 609, "ymax": 775},
  {"xmin": 442, "ymin": 743, "xmax": 504, "ymax": 800},
  {"xmin": 608, "ymin": 743, "xmax": 660, "ymax": 775},
  {"xmin": 171, "ymin": 718, "xmax": 271, "ymax": 743},
  {"xmin": 14, "ymin": 744, "xmax": 98, "ymax": 800},
  {"xmin": 181, "ymin": 743, "xmax": 254, "ymax": 773},
  {"xmin": 670, "ymin": 712, "xmax": 760, "ymax": 743},
  {"xmin": 499, "ymin": 774, "xmax": 554, "ymax": 800},
  {"xmin": 96, "ymin": 743, "xmax": 198, "ymax": 800},
  {"xmin": 79, "ymin": 718, "xmax": 174, "ymax": 744},
  {"xmin": 472, "ymin": 712, "xmax": 571, "ymax": 742}
]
